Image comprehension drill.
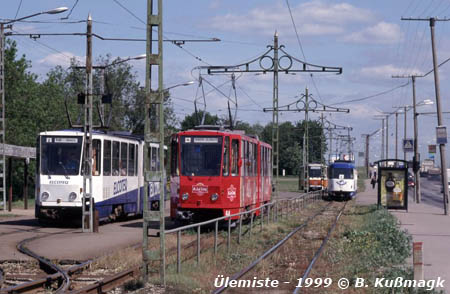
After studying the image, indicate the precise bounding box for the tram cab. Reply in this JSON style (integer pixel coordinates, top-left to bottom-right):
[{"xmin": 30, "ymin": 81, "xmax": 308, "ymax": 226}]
[{"xmin": 170, "ymin": 126, "xmax": 272, "ymax": 221}]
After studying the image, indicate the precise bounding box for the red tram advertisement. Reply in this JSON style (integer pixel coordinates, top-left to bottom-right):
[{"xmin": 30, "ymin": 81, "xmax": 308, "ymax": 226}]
[{"xmin": 170, "ymin": 126, "xmax": 272, "ymax": 222}]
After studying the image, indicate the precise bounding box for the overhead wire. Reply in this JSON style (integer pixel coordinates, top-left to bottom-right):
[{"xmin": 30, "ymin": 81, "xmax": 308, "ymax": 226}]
[
  {"xmin": 111, "ymin": 0, "xmax": 213, "ymax": 66},
  {"xmin": 62, "ymin": 0, "xmax": 80, "ymax": 20},
  {"xmin": 285, "ymin": 0, "xmax": 325, "ymax": 103},
  {"xmin": 330, "ymin": 82, "xmax": 410, "ymax": 106},
  {"xmin": 14, "ymin": 0, "xmax": 23, "ymax": 19}
]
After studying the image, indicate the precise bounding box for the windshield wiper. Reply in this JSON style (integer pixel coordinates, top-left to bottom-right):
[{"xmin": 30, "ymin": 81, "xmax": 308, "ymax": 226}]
[
  {"xmin": 58, "ymin": 162, "xmax": 71, "ymax": 179},
  {"xmin": 46, "ymin": 166, "xmax": 51, "ymax": 179}
]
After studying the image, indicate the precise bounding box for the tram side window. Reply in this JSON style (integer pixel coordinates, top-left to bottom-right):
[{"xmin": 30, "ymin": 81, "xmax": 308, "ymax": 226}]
[
  {"xmin": 135, "ymin": 144, "xmax": 138, "ymax": 175},
  {"xmin": 253, "ymin": 143, "xmax": 257, "ymax": 176},
  {"xmin": 222, "ymin": 137, "xmax": 230, "ymax": 176},
  {"xmin": 104, "ymin": 140, "xmax": 111, "ymax": 176},
  {"xmin": 245, "ymin": 141, "xmax": 249, "ymax": 177},
  {"xmin": 171, "ymin": 136, "xmax": 179, "ymax": 176},
  {"xmin": 231, "ymin": 139, "xmax": 239, "ymax": 176},
  {"xmin": 112, "ymin": 141, "xmax": 120, "ymax": 176},
  {"xmin": 128, "ymin": 144, "xmax": 135, "ymax": 176},
  {"xmin": 120, "ymin": 142, "xmax": 128, "ymax": 176},
  {"xmin": 93, "ymin": 139, "xmax": 101, "ymax": 176},
  {"xmin": 261, "ymin": 147, "xmax": 265, "ymax": 177}
]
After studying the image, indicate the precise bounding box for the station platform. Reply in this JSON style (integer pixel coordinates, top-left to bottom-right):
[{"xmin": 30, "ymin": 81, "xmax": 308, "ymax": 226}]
[{"xmin": 356, "ymin": 179, "xmax": 450, "ymax": 291}]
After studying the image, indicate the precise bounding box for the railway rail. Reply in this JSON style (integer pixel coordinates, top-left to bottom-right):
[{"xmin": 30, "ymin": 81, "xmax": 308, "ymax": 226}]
[
  {"xmin": 1, "ymin": 191, "xmax": 325, "ymax": 294},
  {"xmin": 212, "ymin": 201, "xmax": 347, "ymax": 294}
]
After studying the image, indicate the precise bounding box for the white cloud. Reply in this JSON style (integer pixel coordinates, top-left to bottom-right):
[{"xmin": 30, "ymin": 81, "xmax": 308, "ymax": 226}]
[
  {"xmin": 344, "ymin": 22, "xmax": 403, "ymax": 44},
  {"xmin": 359, "ymin": 64, "xmax": 424, "ymax": 79},
  {"xmin": 38, "ymin": 52, "xmax": 84, "ymax": 68},
  {"xmin": 208, "ymin": 1, "xmax": 374, "ymax": 37}
]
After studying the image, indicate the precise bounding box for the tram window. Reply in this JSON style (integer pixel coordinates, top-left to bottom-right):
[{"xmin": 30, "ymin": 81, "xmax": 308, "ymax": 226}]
[
  {"xmin": 92, "ymin": 139, "xmax": 101, "ymax": 176},
  {"xmin": 253, "ymin": 143, "xmax": 257, "ymax": 176},
  {"xmin": 104, "ymin": 140, "xmax": 111, "ymax": 176},
  {"xmin": 120, "ymin": 142, "xmax": 128, "ymax": 176},
  {"xmin": 135, "ymin": 144, "xmax": 138, "ymax": 175},
  {"xmin": 171, "ymin": 136, "xmax": 179, "ymax": 176},
  {"xmin": 151, "ymin": 146, "xmax": 157, "ymax": 171},
  {"xmin": 261, "ymin": 147, "xmax": 264, "ymax": 176},
  {"xmin": 112, "ymin": 141, "xmax": 120, "ymax": 176},
  {"xmin": 164, "ymin": 149, "xmax": 167, "ymax": 169},
  {"xmin": 231, "ymin": 139, "xmax": 239, "ymax": 176},
  {"xmin": 128, "ymin": 144, "xmax": 135, "ymax": 176},
  {"xmin": 223, "ymin": 137, "xmax": 230, "ymax": 176},
  {"xmin": 244, "ymin": 141, "xmax": 249, "ymax": 177}
]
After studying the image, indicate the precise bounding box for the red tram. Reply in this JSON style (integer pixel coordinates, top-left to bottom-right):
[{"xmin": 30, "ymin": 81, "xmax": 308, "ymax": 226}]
[{"xmin": 170, "ymin": 126, "xmax": 272, "ymax": 221}]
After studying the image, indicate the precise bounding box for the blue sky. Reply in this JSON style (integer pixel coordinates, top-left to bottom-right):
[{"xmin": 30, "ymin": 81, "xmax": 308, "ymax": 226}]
[{"xmin": 3, "ymin": 0, "xmax": 450, "ymax": 165}]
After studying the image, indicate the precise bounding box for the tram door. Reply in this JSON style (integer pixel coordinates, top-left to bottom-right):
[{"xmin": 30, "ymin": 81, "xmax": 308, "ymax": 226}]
[{"xmin": 222, "ymin": 136, "xmax": 239, "ymax": 209}]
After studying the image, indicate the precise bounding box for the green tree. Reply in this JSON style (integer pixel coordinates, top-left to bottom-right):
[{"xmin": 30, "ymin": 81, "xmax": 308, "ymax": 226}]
[{"xmin": 180, "ymin": 110, "xmax": 220, "ymax": 130}]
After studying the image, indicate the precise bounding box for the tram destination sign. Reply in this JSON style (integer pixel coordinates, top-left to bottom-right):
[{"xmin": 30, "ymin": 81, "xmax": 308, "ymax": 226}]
[{"xmin": 193, "ymin": 137, "xmax": 219, "ymax": 143}]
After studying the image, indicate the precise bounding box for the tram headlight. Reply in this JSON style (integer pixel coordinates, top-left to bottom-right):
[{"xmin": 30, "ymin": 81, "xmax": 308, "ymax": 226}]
[
  {"xmin": 210, "ymin": 193, "xmax": 219, "ymax": 202},
  {"xmin": 41, "ymin": 192, "xmax": 49, "ymax": 201},
  {"xmin": 181, "ymin": 193, "xmax": 189, "ymax": 201},
  {"xmin": 69, "ymin": 192, "xmax": 77, "ymax": 201}
]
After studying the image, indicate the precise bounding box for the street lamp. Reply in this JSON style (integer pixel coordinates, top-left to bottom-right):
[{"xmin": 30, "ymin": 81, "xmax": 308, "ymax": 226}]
[
  {"xmin": 164, "ymin": 80, "xmax": 195, "ymax": 91},
  {"xmin": 2, "ymin": 7, "xmax": 68, "ymax": 24},
  {"xmin": 1, "ymin": 7, "xmax": 68, "ymax": 211}
]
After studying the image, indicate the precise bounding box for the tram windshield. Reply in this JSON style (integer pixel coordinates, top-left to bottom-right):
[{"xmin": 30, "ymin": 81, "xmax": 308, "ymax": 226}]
[
  {"xmin": 41, "ymin": 136, "xmax": 83, "ymax": 176},
  {"xmin": 330, "ymin": 167, "xmax": 354, "ymax": 179},
  {"xmin": 180, "ymin": 136, "xmax": 223, "ymax": 177},
  {"xmin": 308, "ymin": 166, "xmax": 322, "ymax": 178}
]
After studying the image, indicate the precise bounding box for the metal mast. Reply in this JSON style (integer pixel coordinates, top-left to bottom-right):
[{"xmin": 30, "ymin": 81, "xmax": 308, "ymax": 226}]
[
  {"xmin": 0, "ymin": 24, "xmax": 5, "ymax": 211},
  {"xmin": 197, "ymin": 33, "xmax": 342, "ymax": 198},
  {"xmin": 143, "ymin": 0, "xmax": 166, "ymax": 284},
  {"xmin": 82, "ymin": 14, "xmax": 94, "ymax": 232}
]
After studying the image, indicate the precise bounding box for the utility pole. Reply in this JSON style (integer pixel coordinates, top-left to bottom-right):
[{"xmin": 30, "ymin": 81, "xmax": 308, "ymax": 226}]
[
  {"xmin": 143, "ymin": 0, "xmax": 166, "ymax": 284},
  {"xmin": 82, "ymin": 14, "xmax": 94, "ymax": 233},
  {"xmin": 362, "ymin": 128, "xmax": 381, "ymax": 177},
  {"xmin": 264, "ymin": 92, "xmax": 349, "ymax": 191},
  {"xmin": 0, "ymin": 24, "xmax": 5, "ymax": 211},
  {"xmin": 401, "ymin": 16, "xmax": 449, "ymax": 214},
  {"xmin": 395, "ymin": 111, "xmax": 399, "ymax": 159},
  {"xmin": 304, "ymin": 88, "xmax": 309, "ymax": 192},
  {"xmin": 404, "ymin": 106, "xmax": 407, "ymax": 161},
  {"xmin": 392, "ymin": 75, "xmax": 421, "ymax": 203},
  {"xmin": 381, "ymin": 118, "xmax": 385, "ymax": 160},
  {"xmin": 386, "ymin": 116, "xmax": 389, "ymax": 159}
]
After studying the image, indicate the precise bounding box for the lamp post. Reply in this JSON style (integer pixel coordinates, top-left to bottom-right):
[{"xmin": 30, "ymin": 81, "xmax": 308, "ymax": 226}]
[{"xmin": 1, "ymin": 7, "xmax": 68, "ymax": 211}]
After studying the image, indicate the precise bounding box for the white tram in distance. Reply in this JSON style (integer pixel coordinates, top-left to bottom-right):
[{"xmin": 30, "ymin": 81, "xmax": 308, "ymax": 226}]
[
  {"xmin": 35, "ymin": 130, "xmax": 166, "ymax": 222},
  {"xmin": 327, "ymin": 160, "xmax": 358, "ymax": 199}
]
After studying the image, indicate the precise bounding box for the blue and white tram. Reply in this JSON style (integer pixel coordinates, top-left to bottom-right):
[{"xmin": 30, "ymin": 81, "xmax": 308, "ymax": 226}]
[
  {"xmin": 35, "ymin": 130, "xmax": 166, "ymax": 222},
  {"xmin": 328, "ymin": 160, "xmax": 358, "ymax": 199}
]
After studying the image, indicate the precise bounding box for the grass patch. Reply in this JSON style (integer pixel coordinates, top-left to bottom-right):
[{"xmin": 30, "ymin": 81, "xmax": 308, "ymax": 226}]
[
  {"xmin": 278, "ymin": 176, "xmax": 299, "ymax": 192},
  {"xmin": 320, "ymin": 204, "xmax": 444, "ymax": 293},
  {"xmin": 12, "ymin": 198, "xmax": 35, "ymax": 209}
]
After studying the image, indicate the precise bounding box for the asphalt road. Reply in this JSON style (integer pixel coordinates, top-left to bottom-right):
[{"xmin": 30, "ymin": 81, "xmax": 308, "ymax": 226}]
[{"xmin": 416, "ymin": 176, "xmax": 447, "ymax": 209}]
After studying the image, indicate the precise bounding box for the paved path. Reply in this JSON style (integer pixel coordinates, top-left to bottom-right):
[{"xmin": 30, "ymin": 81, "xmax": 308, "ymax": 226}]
[
  {"xmin": 0, "ymin": 201, "xmax": 172, "ymax": 261},
  {"xmin": 356, "ymin": 178, "xmax": 450, "ymax": 291}
]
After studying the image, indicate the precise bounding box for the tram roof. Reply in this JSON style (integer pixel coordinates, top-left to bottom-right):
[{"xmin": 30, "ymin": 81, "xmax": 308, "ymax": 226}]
[{"xmin": 39, "ymin": 129, "xmax": 144, "ymax": 142}]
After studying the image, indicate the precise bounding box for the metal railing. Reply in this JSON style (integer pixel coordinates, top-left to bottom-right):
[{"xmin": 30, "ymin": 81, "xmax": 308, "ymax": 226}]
[{"xmin": 164, "ymin": 190, "xmax": 323, "ymax": 273}]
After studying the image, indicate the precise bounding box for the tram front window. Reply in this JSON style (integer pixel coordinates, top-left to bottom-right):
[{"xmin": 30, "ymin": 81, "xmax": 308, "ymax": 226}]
[
  {"xmin": 330, "ymin": 168, "xmax": 353, "ymax": 179},
  {"xmin": 308, "ymin": 167, "xmax": 322, "ymax": 178},
  {"xmin": 181, "ymin": 136, "xmax": 223, "ymax": 177},
  {"xmin": 41, "ymin": 136, "xmax": 82, "ymax": 176}
]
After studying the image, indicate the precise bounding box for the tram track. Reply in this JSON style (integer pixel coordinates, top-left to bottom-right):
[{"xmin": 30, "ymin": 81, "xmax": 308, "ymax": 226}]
[{"xmin": 212, "ymin": 201, "xmax": 347, "ymax": 294}]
